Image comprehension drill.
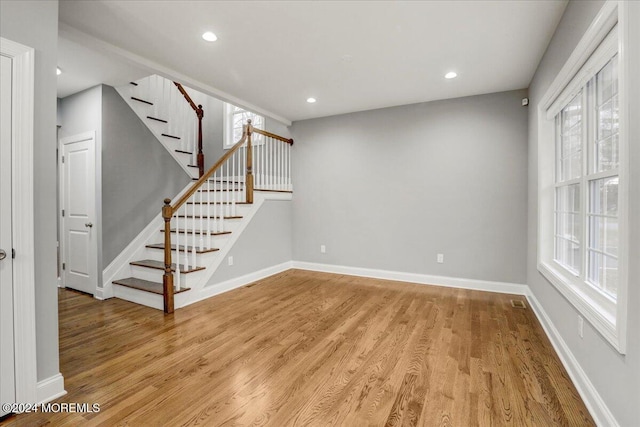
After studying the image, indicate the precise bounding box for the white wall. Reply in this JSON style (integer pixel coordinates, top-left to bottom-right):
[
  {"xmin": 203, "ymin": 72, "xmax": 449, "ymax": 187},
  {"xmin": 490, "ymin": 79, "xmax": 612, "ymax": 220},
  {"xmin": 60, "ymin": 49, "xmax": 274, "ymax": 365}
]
[
  {"xmin": 527, "ymin": 1, "xmax": 640, "ymax": 425},
  {"xmin": 0, "ymin": 0, "xmax": 59, "ymax": 382},
  {"xmin": 291, "ymin": 89, "xmax": 529, "ymax": 285}
]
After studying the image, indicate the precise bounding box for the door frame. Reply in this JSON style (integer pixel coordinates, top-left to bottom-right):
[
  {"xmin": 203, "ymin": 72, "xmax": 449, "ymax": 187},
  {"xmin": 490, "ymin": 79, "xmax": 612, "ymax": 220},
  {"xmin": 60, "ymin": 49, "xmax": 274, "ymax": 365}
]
[
  {"xmin": 0, "ymin": 37, "xmax": 37, "ymax": 403},
  {"xmin": 59, "ymin": 131, "xmax": 98, "ymax": 295}
]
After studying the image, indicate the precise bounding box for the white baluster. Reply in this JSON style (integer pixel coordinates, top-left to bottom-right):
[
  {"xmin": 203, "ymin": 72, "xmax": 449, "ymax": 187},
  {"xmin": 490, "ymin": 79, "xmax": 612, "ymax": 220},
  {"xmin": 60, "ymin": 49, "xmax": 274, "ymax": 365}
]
[
  {"xmin": 219, "ymin": 169, "xmax": 225, "ymax": 232},
  {"xmin": 182, "ymin": 204, "xmax": 189, "ymax": 271},
  {"xmin": 207, "ymin": 180, "xmax": 212, "ymax": 250},
  {"xmin": 269, "ymin": 138, "xmax": 273, "ymax": 190},
  {"xmin": 174, "ymin": 210, "xmax": 180, "ymax": 291},
  {"xmin": 278, "ymin": 140, "xmax": 282, "ymax": 190},
  {"xmin": 191, "ymin": 197, "xmax": 197, "ymax": 269},
  {"xmin": 192, "ymin": 116, "xmax": 197, "ymax": 166},
  {"xmin": 199, "ymin": 188, "xmax": 204, "ymax": 251},
  {"xmin": 212, "ymin": 171, "xmax": 218, "ymax": 233},
  {"xmin": 168, "ymin": 82, "xmax": 174, "ymax": 136},
  {"xmin": 232, "ymin": 152, "xmax": 237, "ymax": 217},
  {"xmin": 288, "ymin": 143, "xmax": 292, "ymax": 191}
]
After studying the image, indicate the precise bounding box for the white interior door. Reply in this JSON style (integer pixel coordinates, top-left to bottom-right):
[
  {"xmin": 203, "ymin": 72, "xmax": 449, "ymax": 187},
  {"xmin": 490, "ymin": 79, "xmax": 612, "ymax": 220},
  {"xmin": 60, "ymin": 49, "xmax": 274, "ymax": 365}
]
[
  {"xmin": 0, "ymin": 54, "xmax": 16, "ymax": 417},
  {"xmin": 61, "ymin": 132, "xmax": 97, "ymax": 295}
]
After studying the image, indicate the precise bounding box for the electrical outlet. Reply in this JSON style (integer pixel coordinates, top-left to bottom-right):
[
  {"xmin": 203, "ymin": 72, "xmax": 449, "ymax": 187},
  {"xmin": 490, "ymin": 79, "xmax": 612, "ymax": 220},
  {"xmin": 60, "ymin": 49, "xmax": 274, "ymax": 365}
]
[
  {"xmin": 320, "ymin": 245, "xmax": 326, "ymax": 254},
  {"xmin": 578, "ymin": 315, "xmax": 584, "ymax": 338},
  {"xmin": 228, "ymin": 256, "xmax": 234, "ymax": 266},
  {"xmin": 437, "ymin": 253, "xmax": 444, "ymax": 264}
]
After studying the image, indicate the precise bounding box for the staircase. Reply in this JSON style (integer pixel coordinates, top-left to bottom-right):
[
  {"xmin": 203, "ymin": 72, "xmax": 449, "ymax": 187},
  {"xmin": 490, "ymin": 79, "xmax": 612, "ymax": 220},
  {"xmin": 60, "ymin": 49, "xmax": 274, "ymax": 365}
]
[
  {"xmin": 116, "ymin": 76, "xmax": 204, "ymax": 179},
  {"xmin": 107, "ymin": 75, "xmax": 293, "ymax": 313}
]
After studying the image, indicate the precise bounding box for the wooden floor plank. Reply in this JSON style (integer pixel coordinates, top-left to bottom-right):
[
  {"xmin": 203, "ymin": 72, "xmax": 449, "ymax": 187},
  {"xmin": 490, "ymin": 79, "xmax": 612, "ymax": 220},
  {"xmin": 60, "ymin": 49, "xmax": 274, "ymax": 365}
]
[{"xmin": 1, "ymin": 269, "xmax": 594, "ymax": 427}]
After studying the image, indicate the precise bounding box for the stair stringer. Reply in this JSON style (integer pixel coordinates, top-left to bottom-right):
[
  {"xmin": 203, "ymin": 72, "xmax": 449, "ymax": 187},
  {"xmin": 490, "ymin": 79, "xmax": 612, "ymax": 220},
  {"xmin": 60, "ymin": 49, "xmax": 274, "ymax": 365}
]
[
  {"xmin": 115, "ymin": 80, "xmax": 198, "ymax": 179},
  {"xmin": 106, "ymin": 189, "xmax": 292, "ymax": 310}
]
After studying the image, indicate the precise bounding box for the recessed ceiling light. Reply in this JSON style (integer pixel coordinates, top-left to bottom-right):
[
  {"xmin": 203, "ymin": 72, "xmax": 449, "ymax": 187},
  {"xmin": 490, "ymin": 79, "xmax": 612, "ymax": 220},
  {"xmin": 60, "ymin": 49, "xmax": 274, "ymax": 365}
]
[
  {"xmin": 202, "ymin": 32, "xmax": 218, "ymax": 42},
  {"xmin": 445, "ymin": 71, "xmax": 457, "ymax": 79},
  {"xmin": 306, "ymin": 97, "xmax": 317, "ymax": 103},
  {"xmin": 56, "ymin": 67, "xmax": 62, "ymax": 76}
]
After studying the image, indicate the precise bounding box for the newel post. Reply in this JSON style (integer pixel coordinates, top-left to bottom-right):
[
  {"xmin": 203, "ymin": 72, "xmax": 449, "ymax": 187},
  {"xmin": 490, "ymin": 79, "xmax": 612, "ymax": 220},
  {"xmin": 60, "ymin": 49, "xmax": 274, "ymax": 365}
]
[
  {"xmin": 245, "ymin": 119, "xmax": 254, "ymax": 204},
  {"xmin": 162, "ymin": 198, "xmax": 174, "ymax": 314},
  {"xmin": 196, "ymin": 104, "xmax": 204, "ymax": 177}
]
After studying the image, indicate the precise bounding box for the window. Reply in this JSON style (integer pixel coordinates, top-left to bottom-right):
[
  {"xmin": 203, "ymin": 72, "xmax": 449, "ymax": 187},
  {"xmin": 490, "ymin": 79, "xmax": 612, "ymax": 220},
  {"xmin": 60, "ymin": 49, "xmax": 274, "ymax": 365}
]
[
  {"xmin": 223, "ymin": 103, "xmax": 264, "ymax": 149},
  {"xmin": 538, "ymin": 1, "xmax": 630, "ymax": 354},
  {"xmin": 551, "ymin": 54, "xmax": 620, "ymax": 316}
]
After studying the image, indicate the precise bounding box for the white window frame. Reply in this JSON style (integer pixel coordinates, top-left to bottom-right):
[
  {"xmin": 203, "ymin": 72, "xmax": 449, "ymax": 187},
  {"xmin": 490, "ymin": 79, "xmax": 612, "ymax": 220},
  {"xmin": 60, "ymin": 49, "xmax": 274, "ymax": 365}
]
[
  {"xmin": 537, "ymin": 1, "xmax": 630, "ymax": 353},
  {"xmin": 222, "ymin": 103, "xmax": 264, "ymax": 149}
]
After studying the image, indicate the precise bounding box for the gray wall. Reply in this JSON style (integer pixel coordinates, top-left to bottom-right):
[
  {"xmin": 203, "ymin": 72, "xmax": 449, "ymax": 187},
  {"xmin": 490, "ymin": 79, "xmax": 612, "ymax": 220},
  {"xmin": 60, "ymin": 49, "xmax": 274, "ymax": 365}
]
[
  {"xmin": 207, "ymin": 200, "xmax": 292, "ymax": 285},
  {"xmin": 527, "ymin": 1, "xmax": 640, "ymax": 425},
  {"xmin": 291, "ymin": 90, "xmax": 528, "ymax": 284},
  {"xmin": 58, "ymin": 86, "xmax": 104, "ymax": 281},
  {"xmin": 187, "ymin": 85, "xmax": 293, "ymax": 171},
  {"xmin": 101, "ymin": 85, "xmax": 190, "ymax": 267},
  {"xmin": 0, "ymin": 0, "xmax": 59, "ymax": 382},
  {"xmin": 59, "ymin": 85, "xmax": 191, "ymax": 273}
]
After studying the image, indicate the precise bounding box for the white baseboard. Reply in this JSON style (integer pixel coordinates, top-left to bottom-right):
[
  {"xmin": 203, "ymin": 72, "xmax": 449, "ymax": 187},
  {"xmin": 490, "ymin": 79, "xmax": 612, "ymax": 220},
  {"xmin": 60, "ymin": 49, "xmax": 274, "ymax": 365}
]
[
  {"xmin": 179, "ymin": 261, "xmax": 293, "ymax": 308},
  {"xmin": 36, "ymin": 373, "xmax": 66, "ymax": 405},
  {"xmin": 291, "ymin": 261, "xmax": 528, "ymax": 295},
  {"xmin": 526, "ymin": 293, "xmax": 618, "ymax": 427}
]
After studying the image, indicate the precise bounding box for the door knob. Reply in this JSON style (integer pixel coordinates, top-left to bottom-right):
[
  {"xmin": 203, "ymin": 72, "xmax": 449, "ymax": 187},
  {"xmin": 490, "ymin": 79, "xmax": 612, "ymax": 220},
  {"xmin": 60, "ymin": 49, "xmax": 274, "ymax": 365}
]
[
  {"xmin": 85, "ymin": 222, "xmax": 93, "ymax": 228},
  {"xmin": 0, "ymin": 249, "xmax": 6, "ymax": 260}
]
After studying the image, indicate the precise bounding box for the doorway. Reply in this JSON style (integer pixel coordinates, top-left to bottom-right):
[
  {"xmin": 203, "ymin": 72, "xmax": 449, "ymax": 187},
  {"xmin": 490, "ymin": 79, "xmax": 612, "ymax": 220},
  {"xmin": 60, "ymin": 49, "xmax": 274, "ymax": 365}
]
[
  {"xmin": 59, "ymin": 132, "xmax": 98, "ymax": 295},
  {"xmin": 0, "ymin": 36, "xmax": 38, "ymax": 413}
]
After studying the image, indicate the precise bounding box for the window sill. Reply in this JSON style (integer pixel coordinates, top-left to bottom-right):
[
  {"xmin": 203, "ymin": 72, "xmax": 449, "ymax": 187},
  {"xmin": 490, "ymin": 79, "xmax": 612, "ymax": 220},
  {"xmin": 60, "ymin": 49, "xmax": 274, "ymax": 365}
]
[{"xmin": 537, "ymin": 261, "xmax": 624, "ymax": 354}]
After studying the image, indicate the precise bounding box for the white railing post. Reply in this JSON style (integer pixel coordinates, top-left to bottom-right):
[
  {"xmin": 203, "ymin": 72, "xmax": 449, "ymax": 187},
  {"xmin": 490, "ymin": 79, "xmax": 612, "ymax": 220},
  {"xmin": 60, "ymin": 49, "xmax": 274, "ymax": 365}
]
[
  {"xmin": 174, "ymin": 209, "xmax": 180, "ymax": 291},
  {"xmin": 191, "ymin": 197, "xmax": 197, "ymax": 269}
]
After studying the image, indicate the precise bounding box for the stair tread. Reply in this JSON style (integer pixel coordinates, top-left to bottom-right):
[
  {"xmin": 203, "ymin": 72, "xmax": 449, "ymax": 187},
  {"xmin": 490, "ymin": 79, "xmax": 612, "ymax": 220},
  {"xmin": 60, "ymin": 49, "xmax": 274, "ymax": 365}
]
[
  {"xmin": 146, "ymin": 243, "xmax": 220, "ymax": 254},
  {"xmin": 175, "ymin": 149, "xmax": 193, "ymax": 155},
  {"xmin": 192, "ymin": 178, "xmax": 244, "ymax": 184},
  {"xmin": 198, "ymin": 188, "xmax": 244, "ymax": 192},
  {"xmin": 147, "ymin": 116, "xmax": 167, "ymax": 123},
  {"xmin": 161, "ymin": 133, "xmax": 181, "ymax": 140},
  {"xmin": 176, "ymin": 215, "xmax": 242, "ymax": 219},
  {"xmin": 131, "ymin": 96, "xmax": 153, "ymax": 105},
  {"xmin": 187, "ymin": 201, "xmax": 249, "ymax": 205},
  {"xmin": 161, "ymin": 229, "xmax": 232, "ymax": 236},
  {"xmin": 113, "ymin": 277, "xmax": 190, "ymax": 295},
  {"xmin": 187, "ymin": 164, "xmax": 199, "ymax": 168},
  {"xmin": 255, "ymin": 188, "xmax": 293, "ymax": 193},
  {"xmin": 130, "ymin": 259, "xmax": 205, "ymax": 273}
]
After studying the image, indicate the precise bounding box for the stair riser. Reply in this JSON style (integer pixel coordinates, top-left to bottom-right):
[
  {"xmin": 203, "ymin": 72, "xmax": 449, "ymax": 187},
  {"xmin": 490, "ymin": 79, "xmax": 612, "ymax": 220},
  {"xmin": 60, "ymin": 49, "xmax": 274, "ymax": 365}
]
[
  {"xmin": 179, "ymin": 204, "xmax": 252, "ymax": 217},
  {"xmin": 142, "ymin": 237, "xmax": 229, "ymax": 259},
  {"xmin": 113, "ymin": 284, "xmax": 163, "ymax": 310},
  {"xmin": 130, "ymin": 265, "xmax": 202, "ymax": 286},
  {"xmin": 141, "ymin": 247, "xmax": 221, "ymax": 263},
  {"xmin": 169, "ymin": 218, "xmax": 241, "ymax": 233}
]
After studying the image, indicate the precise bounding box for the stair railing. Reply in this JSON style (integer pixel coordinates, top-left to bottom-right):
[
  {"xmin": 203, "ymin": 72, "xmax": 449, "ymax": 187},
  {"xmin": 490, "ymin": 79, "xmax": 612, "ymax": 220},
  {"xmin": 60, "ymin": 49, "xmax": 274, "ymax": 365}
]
[
  {"xmin": 251, "ymin": 128, "xmax": 294, "ymax": 191},
  {"xmin": 174, "ymin": 82, "xmax": 205, "ymax": 177},
  {"xmin": 160, "ymin": 120, "xmax": 293, "ymax": 313},
  {"xmin": 131, "ymin": 75, "xmax": 204, "ymax": 176}
]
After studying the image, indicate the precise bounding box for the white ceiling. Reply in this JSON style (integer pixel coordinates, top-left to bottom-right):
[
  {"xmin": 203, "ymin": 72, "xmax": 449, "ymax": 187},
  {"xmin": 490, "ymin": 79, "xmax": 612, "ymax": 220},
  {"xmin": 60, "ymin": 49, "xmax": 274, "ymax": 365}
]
[{"xmin": 58, "ymin": 0, "xmax": 567, "ymax": 123}]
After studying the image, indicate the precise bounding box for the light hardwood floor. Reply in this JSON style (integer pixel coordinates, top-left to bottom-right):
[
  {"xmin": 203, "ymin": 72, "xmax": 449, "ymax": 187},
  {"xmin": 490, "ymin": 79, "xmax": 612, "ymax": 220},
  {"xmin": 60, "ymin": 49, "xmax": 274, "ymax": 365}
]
[{"xmin": 3, "ymin": 269, "xmax": 594, "ymax": 426}]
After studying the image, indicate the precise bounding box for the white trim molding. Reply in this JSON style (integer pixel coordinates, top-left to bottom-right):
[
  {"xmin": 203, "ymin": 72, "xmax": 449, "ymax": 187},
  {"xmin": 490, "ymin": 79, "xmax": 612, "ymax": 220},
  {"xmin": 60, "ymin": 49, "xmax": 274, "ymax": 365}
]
[
  {"xmin": 536, "ymin": 0, "xmax": 629, "ymax": 354},
  {"xmin": 292, "ymin": 261, "xmax": 529, "ymax": 295},
  {"xmin": 0, "ymin": 36, "xmax": 39, "ymax": 405},
  {"xmin": 181, "ymin": 261, "xmax": 293, "ymax": 308},
  {"xmin": 526, "ymin": 293, "xmax": 619, "ymax": 427},
  {"xmin": 59, "ymin": 23, "xmax": 292, "ymax": 126},
  {"xmin": 36, "ymin": 374, "xmax": 66, "ymax": 405}
]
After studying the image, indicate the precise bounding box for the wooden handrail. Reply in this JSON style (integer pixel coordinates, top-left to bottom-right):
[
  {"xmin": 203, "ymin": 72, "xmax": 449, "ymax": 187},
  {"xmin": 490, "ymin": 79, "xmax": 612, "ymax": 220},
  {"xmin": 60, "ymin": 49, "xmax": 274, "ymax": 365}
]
[
  {"xmin": 173, "ymin": 82, "xmax": 198, "ymax": 112},
  {"xmin": 161, "ymin": 120, "xmax": 291, "ymax": 313},
  {"xmin": 252, "ymin": 128, "xmax": 294, "ymax": 145},
  {"xmin": 174, "ymin": 82, "xmax": 204, "ymax": 176}
]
